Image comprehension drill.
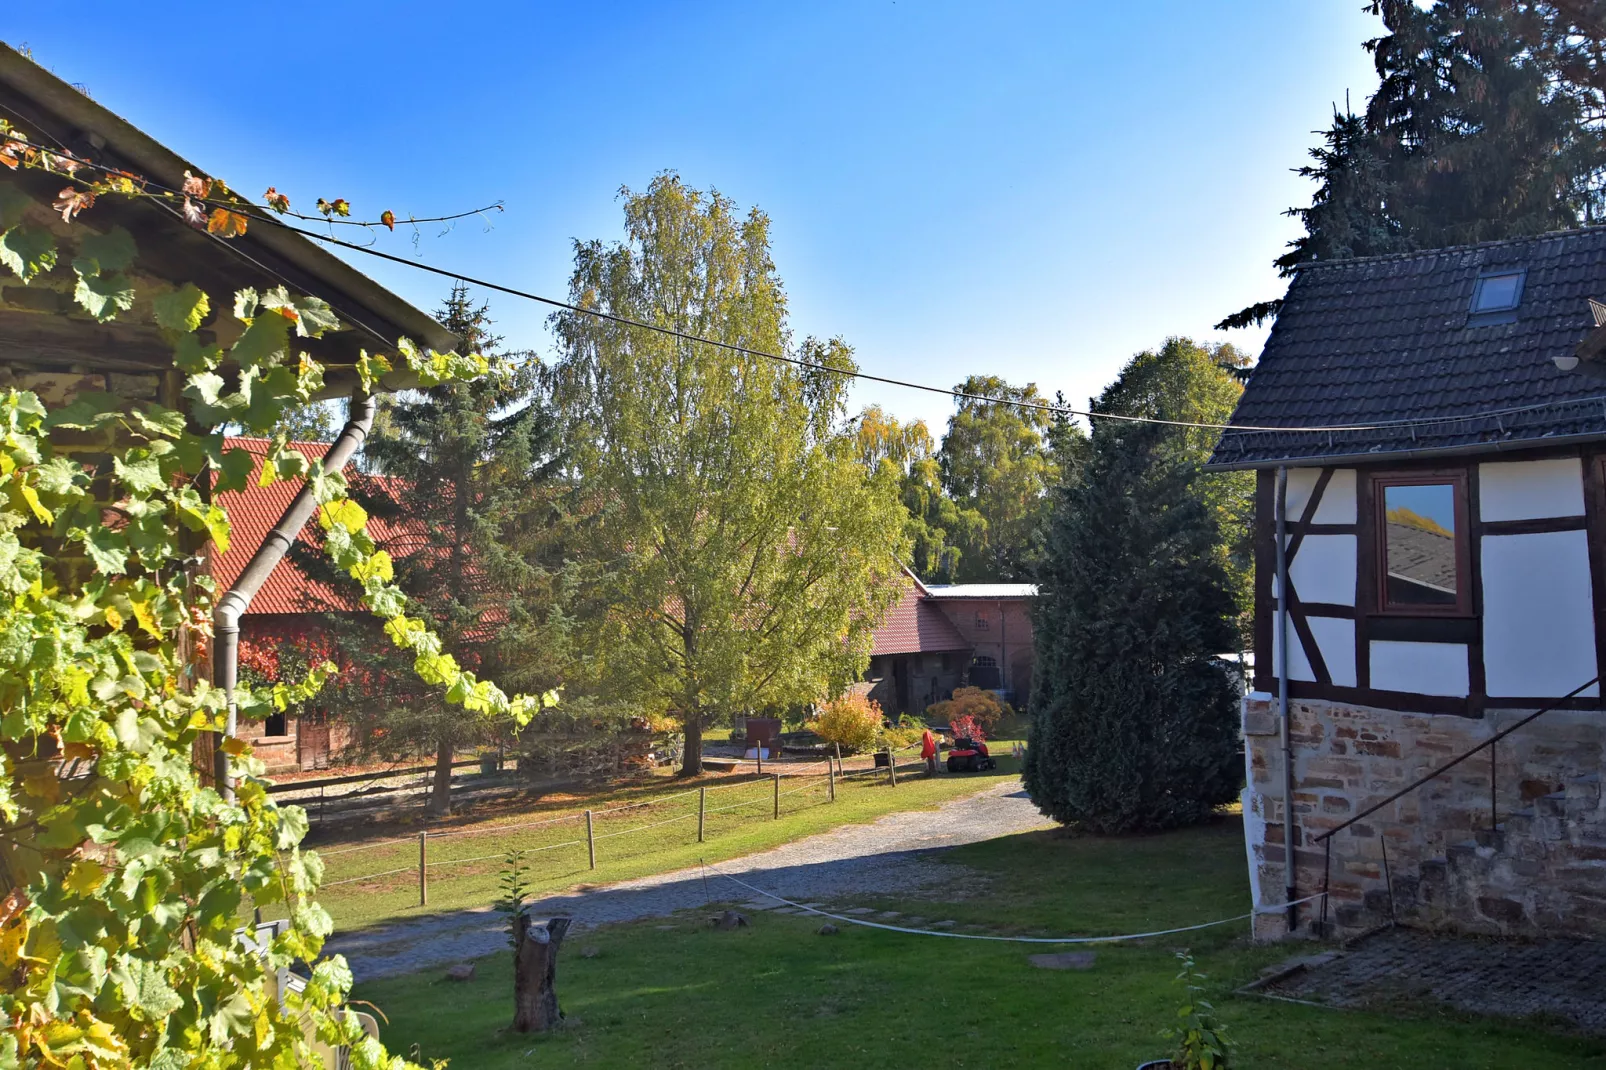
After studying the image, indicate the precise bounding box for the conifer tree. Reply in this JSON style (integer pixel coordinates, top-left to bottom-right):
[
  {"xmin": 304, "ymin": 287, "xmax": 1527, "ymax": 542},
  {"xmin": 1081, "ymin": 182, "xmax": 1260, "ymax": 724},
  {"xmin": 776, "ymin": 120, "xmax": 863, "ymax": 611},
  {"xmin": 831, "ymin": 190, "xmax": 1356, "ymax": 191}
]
[
  {"xmin": 1025, "ymin": 341, "xmax": 1243, "ymax": 833},
  {"xmin": 342, "ymin": 285, "xmax": 568, "ymax": 814},
  {"xmin": 1024, "ymin": 419, "xmax": 1241, "ymax": 832},
  {"xmin": 1221, "ymin": 1, "xmax": 1606, "ymax": 329}
]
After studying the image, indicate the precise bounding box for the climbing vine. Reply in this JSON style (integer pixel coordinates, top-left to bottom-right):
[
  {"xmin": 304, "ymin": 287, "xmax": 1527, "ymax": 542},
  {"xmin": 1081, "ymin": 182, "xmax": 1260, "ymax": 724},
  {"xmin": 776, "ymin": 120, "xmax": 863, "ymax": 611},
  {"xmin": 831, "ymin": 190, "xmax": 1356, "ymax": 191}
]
[{"xmin": 0, "ymin": 119, "xmax": 552, "ymax": 1068}]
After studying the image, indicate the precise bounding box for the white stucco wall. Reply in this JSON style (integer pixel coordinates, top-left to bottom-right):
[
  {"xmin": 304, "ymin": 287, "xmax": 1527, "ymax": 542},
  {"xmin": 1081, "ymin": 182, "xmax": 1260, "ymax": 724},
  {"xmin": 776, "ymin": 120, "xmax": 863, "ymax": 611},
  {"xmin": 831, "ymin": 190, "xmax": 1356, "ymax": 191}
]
[
  {"xmin": 1270, "ymin": 614, "xmax": 1317, "ymax": 682},
  {"xmin": 1307, "ymin": 616, "xmax": 1357, "ymax": 687},
  {"xmin": 1483, "ymin": 529, "xmax": 1599, "ymax": 698},
  {"xmin": 1371, "ymin": 640, "xmax": 1470, "ymax": 696},
  {"xmin": 1312, "ymin": 469, "xmax": 1357, "ymax": 524},
  {"xmin": 1288, "ymin": 534, "xmax": 1357, "ymax": 606},
  {"xmin": 1479, "ymin": 458, "xmax": 1585, "ymax": 522}
]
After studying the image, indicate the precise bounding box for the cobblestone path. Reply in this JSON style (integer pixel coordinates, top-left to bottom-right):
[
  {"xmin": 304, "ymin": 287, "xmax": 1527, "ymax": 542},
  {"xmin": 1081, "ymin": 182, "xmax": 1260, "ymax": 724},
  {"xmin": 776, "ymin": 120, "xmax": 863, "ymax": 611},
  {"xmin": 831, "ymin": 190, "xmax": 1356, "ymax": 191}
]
[
  {"xmin": 1262, "ymin": 926, "xmax": 1606, "ymax": 1034},
  {"xmin": 326, "ymin": 779, "xmax": 1049, "ymax": 981}
]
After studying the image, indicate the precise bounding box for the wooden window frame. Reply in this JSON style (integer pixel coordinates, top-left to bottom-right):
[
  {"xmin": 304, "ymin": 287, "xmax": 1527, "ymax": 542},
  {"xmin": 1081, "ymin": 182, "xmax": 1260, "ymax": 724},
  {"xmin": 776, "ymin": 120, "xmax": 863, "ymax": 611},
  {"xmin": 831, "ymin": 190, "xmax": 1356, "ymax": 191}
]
[{"xmin": 1370, "ymin": 470, "xmax": 1473, "ymax": 618}]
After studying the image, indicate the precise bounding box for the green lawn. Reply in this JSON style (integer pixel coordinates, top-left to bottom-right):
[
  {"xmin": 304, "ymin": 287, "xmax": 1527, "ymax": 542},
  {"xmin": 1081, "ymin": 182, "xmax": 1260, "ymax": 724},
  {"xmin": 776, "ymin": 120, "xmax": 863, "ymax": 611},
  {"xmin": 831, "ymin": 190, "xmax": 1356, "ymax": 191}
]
[
  {"xmin": 296, "ymin": 748, "xmax": 1021, "ymax": 932},
  {"xmin": 354, "ymin": 817, "xmax": 1606, "ymax": 1069}
]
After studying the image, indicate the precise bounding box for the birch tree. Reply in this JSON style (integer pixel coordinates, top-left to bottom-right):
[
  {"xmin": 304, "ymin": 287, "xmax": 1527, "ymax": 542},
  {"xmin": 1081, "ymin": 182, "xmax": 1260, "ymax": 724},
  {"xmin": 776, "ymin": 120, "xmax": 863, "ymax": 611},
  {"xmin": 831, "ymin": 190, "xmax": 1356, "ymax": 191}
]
[{"xmin": 551, "ymin": 174, "xmax": 907, "ymax": 774}]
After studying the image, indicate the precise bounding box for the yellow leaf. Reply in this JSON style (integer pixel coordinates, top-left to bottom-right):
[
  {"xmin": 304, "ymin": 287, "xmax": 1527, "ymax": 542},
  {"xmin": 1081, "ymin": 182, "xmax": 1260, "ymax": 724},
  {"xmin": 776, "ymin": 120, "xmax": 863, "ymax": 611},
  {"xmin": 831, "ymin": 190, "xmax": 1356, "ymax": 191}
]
[
  {"xmin": 0, "ymin": 917, "xmax": 27, "ymax": 970},
  {"xmin": 103, "ymin": 605, "xmax": 123, "ymax": 631},
  {"xmin": 63, "ymin": 860, "xmax": 104, "ymax": 897},
  {"xmin": 220, "ymin": 736, "xmax": 249, "ymax": 757},
  {"xmin": 15, "ymin": 476, "xmax": 51, "ymax": 524},
  {"xmin": 318, "ymin": 499, "xmax": 367, "ymax": 533},
  {"xmin": 131, "ymin": 600, "xmax": 162, "ymax": 638},
  {"xmin": 206, "ymin": 208, "xmax": 249, "ymax": 238},
  {"xmin": 21, "ymin": 773, "xmax": 59, "ymax": 803}
]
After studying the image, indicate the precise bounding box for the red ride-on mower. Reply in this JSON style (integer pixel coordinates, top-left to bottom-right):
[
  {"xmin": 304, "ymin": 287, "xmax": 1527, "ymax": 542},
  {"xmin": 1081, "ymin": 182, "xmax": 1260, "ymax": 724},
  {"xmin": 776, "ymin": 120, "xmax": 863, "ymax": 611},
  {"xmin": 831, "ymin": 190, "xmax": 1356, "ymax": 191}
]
[{"xmin": 946, "ymin": 736, "xmax": 996, "ymax": 773}]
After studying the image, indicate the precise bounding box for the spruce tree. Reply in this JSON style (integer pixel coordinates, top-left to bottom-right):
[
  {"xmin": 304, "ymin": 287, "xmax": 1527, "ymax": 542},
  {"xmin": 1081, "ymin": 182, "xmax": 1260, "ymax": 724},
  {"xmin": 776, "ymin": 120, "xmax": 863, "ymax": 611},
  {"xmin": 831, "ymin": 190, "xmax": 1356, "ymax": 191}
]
[
  {"xmin": 1221, "ymin": 1, "xmax": 1606, "ymax": 329},
  {"xmin": 1025, "ymin": 411, "xmax": 1241, "ymax": 834},
  {"xmin": 346, "ymin": 285, "xmax": 569, "ymax": 814}
]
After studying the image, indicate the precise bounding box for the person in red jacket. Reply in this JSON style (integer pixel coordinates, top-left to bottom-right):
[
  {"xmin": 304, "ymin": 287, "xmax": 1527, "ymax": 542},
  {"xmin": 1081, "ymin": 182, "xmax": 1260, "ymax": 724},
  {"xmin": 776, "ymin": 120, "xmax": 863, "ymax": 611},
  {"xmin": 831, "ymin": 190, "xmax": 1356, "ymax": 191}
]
[{"xmin": 921, "ymin": 728, "xmax": 938, "ymax": 775}]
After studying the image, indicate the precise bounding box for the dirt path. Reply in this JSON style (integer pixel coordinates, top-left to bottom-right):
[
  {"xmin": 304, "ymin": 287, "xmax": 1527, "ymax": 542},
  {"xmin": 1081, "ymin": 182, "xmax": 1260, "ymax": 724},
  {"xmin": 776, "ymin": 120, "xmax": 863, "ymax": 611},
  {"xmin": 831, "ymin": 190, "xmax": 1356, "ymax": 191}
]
[{"xmin": 327, "ymin": 779, "xmax": 1050, "ymax": 981}]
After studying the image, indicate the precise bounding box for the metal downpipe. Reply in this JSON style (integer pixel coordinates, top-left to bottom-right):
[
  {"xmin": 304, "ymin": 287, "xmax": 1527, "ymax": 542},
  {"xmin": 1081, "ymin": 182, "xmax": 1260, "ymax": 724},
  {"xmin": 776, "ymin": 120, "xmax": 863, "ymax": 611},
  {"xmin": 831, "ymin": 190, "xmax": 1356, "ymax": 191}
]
[
  {"xmin": 212, "ymin": 390, "xmax": 377, "ymax": 801},
  {"xmin": 1275, "ymin": 465, "xmax": 1297, "ymax": 932}
]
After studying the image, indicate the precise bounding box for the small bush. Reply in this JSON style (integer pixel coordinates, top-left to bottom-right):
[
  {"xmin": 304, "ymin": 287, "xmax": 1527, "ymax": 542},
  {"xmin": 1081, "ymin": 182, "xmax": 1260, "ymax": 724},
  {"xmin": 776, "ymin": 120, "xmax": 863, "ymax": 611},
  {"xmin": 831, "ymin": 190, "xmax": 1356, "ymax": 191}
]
[
  {"xmin": 949, "ymin": 714, "xmax": 985, "ymax": 742},
  {"xmin": 811, "ymin": 693, "xmax": 884, "ymax": 753},
  {"xmin": 926, "ymin": 686, "xmax": 1010, "ymax": 733},
  {"xmin": 880, "ymin": 713, "xmax": 926, "ymax": 751}
]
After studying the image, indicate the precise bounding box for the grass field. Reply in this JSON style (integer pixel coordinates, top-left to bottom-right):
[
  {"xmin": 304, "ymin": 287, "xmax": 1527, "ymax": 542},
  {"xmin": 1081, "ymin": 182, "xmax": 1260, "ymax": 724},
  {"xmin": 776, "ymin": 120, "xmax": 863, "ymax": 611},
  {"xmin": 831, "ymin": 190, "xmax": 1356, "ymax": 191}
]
[
  {"xmin": 354, "ymin": 816, "xmax": 1606, "ymax": 1069},
  {"xmin": 294, "ymin": 746, "xmax": 1023, "ymax": 932}
]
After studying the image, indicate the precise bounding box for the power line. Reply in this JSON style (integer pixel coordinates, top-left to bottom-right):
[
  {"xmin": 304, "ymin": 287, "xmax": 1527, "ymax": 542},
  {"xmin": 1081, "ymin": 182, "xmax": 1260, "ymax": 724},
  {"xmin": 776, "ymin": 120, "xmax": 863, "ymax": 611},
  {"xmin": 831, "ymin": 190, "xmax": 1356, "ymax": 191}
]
[
  {"xmin": 11, "ymin": 137, "xmax": 1606, "ymax": 437},
  {"xmin": 269, "ymin": 217, "xmax": 1606, "ymax": 438}
]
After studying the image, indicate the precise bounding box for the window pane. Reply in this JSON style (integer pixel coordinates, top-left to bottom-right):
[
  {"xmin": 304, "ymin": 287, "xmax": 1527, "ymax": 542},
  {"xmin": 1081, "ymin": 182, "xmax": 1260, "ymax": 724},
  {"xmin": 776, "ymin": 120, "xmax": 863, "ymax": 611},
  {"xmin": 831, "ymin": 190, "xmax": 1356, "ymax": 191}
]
[
  {"xmin": 1473, "ymin": 273, "xmax": 1522, "ymax": 312},
  {"xmin": 1383, "ymin": 483, "xmax": 1459, "ymax": 606}
]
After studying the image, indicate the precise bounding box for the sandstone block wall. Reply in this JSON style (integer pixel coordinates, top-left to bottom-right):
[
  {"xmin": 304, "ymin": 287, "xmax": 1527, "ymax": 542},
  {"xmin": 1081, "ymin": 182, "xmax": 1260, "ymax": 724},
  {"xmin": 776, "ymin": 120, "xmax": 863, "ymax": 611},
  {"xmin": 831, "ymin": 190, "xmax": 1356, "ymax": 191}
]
[{"xmin": 1242, "ymin": 693, "xmax": 1606, "ymax": 940}]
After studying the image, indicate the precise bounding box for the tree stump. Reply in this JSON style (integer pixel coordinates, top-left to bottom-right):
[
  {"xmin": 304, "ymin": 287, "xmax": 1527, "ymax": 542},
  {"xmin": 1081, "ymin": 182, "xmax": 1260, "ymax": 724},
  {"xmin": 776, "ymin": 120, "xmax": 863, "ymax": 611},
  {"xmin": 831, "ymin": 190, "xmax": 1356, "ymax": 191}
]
[{"xmin": 512, "ymin": 913, "xmax": 572, "ymax": 1033}]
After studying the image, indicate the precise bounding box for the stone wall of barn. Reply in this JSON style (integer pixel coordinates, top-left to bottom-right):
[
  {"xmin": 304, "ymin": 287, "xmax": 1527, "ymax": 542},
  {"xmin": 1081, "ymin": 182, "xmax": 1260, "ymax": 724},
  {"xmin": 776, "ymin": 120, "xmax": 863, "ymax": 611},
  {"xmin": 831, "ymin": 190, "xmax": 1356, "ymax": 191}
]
[{"xmin": 1243, "ymin": 692, "xmax": 1606, "ymax": 941}]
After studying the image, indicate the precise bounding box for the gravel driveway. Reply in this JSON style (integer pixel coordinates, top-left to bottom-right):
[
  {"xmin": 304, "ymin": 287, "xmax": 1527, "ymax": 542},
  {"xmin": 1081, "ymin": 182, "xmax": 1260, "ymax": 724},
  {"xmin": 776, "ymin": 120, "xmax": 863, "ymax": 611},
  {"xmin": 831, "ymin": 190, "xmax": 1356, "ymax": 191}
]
[{"xmin": 325, "ymin": 778, "xmax": 1049, "ymax": 981}]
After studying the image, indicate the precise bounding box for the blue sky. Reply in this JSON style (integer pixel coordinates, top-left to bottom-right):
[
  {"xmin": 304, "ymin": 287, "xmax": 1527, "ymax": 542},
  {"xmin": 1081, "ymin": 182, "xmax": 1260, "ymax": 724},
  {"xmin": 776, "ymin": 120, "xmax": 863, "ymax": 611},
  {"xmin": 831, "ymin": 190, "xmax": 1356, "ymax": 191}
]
[{"xmin": 5, "ymin": 3, "xmax": 1380, "ymax": 433}]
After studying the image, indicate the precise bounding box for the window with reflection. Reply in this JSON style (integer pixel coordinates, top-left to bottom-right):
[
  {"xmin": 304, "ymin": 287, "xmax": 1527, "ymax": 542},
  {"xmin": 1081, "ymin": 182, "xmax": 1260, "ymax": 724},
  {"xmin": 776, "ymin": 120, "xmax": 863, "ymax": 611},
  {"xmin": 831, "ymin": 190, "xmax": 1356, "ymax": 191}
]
[{"xmin": 1375, "ymin": 476, "xmax": 1469, "ymax": 614}]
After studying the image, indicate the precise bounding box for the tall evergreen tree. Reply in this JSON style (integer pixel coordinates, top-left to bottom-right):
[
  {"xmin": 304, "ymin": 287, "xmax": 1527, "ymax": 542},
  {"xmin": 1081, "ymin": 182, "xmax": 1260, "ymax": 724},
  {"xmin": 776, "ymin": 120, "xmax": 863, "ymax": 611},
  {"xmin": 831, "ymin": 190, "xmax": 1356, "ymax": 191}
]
[
  {"xmin": 1221, "ymin": 1, "xmax": 1606, "ymax": 329},
  {"xmin": 1025, "ymin": 341, "xmax": 1244, "ymax": 833},
  {"xmin": 346, "ymin": 285, "xmax": 568, "ymax": 814},
  {"xmin": 1024, "ymin": 420, "xmax": 1241, "ymax": 832}
]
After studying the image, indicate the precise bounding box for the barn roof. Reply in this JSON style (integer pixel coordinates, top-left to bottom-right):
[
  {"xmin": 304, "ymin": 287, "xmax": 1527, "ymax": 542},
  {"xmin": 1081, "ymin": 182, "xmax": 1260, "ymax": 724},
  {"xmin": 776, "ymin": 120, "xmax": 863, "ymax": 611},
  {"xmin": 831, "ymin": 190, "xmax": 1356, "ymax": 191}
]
[
  {"xmin": 210, "ymin": 438, "xmax": 417, "ymax": 616},
  {"xmin": 1209, "ymin": 227, "xmax": 1606, "ymax": 470},
  {"xmin": 869, "ymin": 571, "xmax": 971, "ymax": 657}
]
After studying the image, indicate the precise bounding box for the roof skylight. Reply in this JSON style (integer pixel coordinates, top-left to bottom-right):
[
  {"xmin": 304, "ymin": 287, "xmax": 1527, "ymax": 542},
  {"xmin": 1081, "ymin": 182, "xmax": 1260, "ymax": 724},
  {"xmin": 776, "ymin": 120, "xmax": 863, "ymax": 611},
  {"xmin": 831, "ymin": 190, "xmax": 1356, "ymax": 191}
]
[{"xmin": 1470, "ymin": 269, "xmax": 1526, "ymax": 316}]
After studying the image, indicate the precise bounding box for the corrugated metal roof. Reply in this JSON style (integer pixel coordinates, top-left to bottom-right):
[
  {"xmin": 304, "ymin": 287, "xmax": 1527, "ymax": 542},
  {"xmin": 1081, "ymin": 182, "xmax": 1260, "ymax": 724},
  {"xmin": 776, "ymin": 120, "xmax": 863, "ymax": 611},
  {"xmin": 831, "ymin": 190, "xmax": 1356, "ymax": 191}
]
[
  {"xmin": 921, "ymin": 583, "xmax": 1037, "ymax": 599},
  {"xmin": 1209, "ymin": 227, "xmax": 1606, "ymax": 469}
]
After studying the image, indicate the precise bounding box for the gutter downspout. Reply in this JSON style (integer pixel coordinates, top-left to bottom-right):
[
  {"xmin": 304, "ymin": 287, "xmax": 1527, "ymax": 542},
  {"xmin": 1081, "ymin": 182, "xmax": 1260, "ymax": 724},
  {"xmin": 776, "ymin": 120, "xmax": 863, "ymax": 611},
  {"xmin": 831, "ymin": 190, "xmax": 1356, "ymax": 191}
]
[
  {"xmin": 212, "ymin": 391, "xmax": 377, "ymax": 801},
  {"xmin": 1275, "ymin": 465, "xmax": 1297, "ymax": 933}
]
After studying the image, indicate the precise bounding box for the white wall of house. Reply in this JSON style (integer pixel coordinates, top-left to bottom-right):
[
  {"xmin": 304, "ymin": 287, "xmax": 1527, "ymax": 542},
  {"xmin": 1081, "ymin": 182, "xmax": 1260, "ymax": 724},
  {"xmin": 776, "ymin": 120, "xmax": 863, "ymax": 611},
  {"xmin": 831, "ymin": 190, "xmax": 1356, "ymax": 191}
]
[{"xmin": 1479, "ymin": 458, "xmax": 1597, "ymax": 698}]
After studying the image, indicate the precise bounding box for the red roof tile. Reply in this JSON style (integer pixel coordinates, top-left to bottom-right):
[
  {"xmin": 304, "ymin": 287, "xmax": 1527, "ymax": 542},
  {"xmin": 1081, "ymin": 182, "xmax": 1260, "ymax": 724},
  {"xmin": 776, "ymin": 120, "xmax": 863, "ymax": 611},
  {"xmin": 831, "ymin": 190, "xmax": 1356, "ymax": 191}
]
[
  {"xmin": 870, "ymin": 578, "xmax": 970, "ymax": 656},
  {"xmin": 211, "ymin": 438, "xmax": 413, "ymax": 616}
]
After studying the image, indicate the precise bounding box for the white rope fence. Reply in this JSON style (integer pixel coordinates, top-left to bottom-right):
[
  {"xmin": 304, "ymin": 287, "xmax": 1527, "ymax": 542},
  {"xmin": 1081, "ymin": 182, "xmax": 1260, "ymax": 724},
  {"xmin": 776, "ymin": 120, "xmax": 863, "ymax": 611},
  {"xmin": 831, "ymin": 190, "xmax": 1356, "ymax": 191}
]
[{"xmin": 704, "ymin": 862, "xmax": 1328, "ymax": 945}]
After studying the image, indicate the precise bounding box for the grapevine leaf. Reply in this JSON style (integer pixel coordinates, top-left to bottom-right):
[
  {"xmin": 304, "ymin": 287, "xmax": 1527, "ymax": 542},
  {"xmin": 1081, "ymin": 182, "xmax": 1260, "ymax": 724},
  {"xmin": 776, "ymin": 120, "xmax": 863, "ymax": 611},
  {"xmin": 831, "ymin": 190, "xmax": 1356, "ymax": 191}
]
[
  {"xmin": 206, "ymin": 208, "xmax": 249, "ymax": 238},
  {"xmin": 42, "ymin": 392, "xmax": 123, "ymax": 431},
  {"xmin": 173, "ymin": 334, "xmax": 224, "ymax": 374},
  {"xmin": 213, "ymin": 449, "xmax": 256, "ymax": 494},
  {"xmin": 79, "ymin": 527, "xmax": 129, "ymax": 575},
  {"xmin": 77, "ymin": 226, "xmax": 137, "ymax": 273},
  {"xmin": 33, "ymin": 456, "xmax": 84, "ymax": 497},
  {"xmin": 113, "ymin": 454, "xmax": 164, "ymax": 494},
  {"xmin": 73, "ymin": 270, "xmax": 136, "ymax": 323},
  {"xmin": 121, "ymin": 958, "xmax": 183, "ymax": 1020},
  {"xmin": 131, "ymin": 403, "xmax": 186, "ymax": 440},
  {"xmin": 230, "ymin": 314, "xmax": 290, "ymax": 369},
  {"xmin": 153, "ymin": 284, "xmax": 210, "ymax": 333},
  {"xmin": 0, "ymin": 225, "xmax": 57, "ymax": 282},
  {"xmin": 293, "ymin": 295, "xmax": 341, "ymax": 337}
]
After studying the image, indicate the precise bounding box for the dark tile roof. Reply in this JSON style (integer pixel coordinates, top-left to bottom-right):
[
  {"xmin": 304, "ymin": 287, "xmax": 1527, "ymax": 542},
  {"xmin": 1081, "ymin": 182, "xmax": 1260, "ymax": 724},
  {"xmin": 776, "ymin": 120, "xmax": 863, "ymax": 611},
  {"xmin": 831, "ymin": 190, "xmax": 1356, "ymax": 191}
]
[{"xmin": 1209, "ymin": 228, "xmax": 1606, "ymax": 469}]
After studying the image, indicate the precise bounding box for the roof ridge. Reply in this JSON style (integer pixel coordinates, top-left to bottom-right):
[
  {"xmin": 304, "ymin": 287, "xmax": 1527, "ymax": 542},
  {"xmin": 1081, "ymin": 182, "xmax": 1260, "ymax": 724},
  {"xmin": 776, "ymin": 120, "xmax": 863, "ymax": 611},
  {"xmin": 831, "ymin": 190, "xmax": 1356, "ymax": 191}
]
[{"xmin": 1293, "ymin": 224, "xmax": 1606, "ymax": 273}]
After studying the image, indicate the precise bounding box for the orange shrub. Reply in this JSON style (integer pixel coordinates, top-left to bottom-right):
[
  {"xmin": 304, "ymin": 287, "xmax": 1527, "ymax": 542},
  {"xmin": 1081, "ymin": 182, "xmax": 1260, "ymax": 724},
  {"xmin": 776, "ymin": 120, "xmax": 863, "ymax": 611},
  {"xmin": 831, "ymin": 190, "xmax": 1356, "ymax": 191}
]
[
  {"xmin": 811, "ymin": 693, "xmax": 884, "ymax": 753},
  {"xmin": 925, "ymin": 686, "xmax": 1010, "ymax": 733}
]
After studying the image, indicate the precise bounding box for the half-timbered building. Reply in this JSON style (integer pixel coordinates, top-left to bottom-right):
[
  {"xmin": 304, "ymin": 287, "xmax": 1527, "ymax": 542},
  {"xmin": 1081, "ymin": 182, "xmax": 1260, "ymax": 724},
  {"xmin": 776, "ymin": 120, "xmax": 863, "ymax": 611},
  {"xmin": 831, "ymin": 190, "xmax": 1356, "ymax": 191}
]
[{"xmin": 1211, "ymin": 228, "xmax": 1606, "ymax": 940}]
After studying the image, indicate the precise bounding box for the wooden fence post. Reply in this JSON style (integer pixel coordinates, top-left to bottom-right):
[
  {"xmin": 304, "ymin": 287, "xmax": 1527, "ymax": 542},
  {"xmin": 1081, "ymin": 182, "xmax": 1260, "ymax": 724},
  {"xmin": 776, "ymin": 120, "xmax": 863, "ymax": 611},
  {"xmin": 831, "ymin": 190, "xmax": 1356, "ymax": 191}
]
[
  {"xmin": 828, "ymin": 761, "xmax": 836, "ymax": 802},
  {"xmin": 834, "ymin": 742, "xmax": 841, "ymax": 777},
  {"xmin": 698, "ymin": 787, "xmax": 706, "ymax": 843},
  {"xmin": 773, "ymin": 773, "xmax": 780, "ymax": 819},
  {"xmin": 887, "ymin": 750, "xmax": 897, "ymax": 787},
  {"xmin": 418, "ymin": 831, "xmax": 427, "ymax": 907},
  {"xmin": 586, "ymin": 809, "xmax": 596, "ymax": 870},
  {"xmin": 757, "ymin": 746, "xmax": 763, "ymax": 775}
]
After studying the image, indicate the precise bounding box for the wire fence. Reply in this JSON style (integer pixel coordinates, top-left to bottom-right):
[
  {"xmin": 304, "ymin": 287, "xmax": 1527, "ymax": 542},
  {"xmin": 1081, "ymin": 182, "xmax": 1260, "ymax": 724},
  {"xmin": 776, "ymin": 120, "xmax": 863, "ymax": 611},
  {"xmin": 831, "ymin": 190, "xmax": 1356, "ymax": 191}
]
[{"xmin": 305, "ymin": 747, "xmax": 938, "ymax": 906}]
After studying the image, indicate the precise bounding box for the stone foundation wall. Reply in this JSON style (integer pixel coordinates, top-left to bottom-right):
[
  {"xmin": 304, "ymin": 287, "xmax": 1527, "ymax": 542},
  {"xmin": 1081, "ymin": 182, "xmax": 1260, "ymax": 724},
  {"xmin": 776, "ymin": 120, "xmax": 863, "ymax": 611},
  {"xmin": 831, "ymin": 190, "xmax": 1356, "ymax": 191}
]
[{"xmin": 1242, "ymin": 692, "xmax": 1606, "ymax": 940}]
